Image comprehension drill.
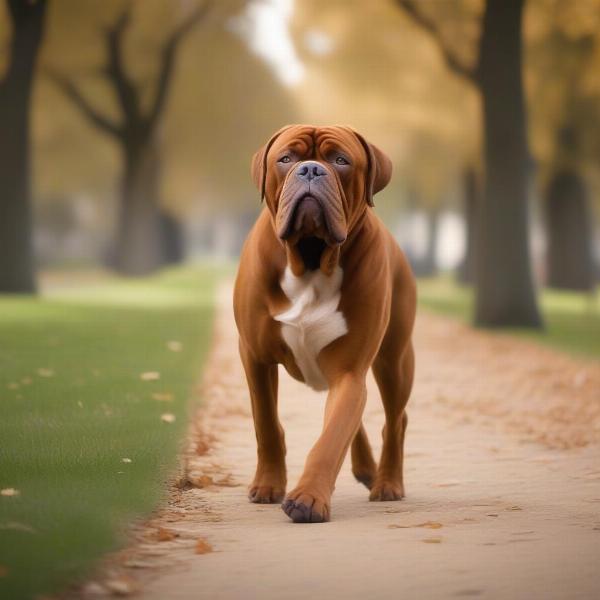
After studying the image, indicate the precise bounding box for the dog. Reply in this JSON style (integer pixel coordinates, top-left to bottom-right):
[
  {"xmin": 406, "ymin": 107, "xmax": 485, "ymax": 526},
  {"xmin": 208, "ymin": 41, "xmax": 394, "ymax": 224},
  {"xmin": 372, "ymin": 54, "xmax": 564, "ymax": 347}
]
[{"xmin": 233, "ymin": 125, "xmax": 416, "ymax": 523}]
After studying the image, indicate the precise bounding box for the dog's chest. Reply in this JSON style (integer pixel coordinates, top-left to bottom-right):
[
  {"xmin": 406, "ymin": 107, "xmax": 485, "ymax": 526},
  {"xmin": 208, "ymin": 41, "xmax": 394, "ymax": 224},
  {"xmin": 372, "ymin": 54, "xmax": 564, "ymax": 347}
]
[{"xmin": 275, "ymin": 266, "xmax": 348, "ymax": 391}]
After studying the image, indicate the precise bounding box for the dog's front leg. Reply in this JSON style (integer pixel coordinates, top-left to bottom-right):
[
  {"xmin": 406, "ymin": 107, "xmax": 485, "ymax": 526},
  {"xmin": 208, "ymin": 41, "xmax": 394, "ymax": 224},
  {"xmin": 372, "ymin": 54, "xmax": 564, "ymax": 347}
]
[
  {"xmin": 282, "ymin": 372, "xmax": 367, "ymax": 523},
  {"xmin": 239, "ymin": 341, "xmax": 287, "ymax": 504}
]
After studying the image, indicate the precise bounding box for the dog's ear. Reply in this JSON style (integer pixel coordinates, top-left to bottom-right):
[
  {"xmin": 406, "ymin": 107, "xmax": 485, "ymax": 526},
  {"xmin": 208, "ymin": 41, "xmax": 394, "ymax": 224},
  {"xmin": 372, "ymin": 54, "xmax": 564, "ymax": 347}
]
[
  {"xmin": 251, "ymin": 125, "xmax": 294, "ymax": 201},
  {"xmin": 348, "ymin": 129, "xmax": 393, "ymax": 206}
]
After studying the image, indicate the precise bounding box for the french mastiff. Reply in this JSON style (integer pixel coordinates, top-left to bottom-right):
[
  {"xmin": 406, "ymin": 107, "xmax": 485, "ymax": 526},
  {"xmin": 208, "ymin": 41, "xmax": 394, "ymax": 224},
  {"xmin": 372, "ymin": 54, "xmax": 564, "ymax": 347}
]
[{"xmin": 233, "ymin": 125, "xmax": 416, "ymax": 523}]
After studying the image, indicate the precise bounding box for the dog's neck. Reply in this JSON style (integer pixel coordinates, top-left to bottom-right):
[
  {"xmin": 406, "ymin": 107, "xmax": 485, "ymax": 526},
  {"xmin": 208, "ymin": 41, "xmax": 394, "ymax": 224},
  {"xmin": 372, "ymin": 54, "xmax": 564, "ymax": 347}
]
[{"xmin": 285, "ymin": 243, "xmax": 339, "ymax": 277}]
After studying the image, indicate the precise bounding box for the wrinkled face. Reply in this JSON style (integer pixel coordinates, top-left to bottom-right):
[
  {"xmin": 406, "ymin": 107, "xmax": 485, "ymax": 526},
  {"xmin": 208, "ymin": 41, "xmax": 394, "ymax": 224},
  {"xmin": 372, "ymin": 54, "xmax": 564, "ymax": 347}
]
[{"xmin": 252, "ymin": 125, "xmax": 392, "ymax": 275}]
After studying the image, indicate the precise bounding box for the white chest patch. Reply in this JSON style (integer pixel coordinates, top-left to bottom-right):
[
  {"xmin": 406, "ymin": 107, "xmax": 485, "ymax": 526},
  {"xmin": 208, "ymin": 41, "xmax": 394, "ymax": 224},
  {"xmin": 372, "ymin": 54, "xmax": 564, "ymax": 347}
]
[{"xmin": 275, "ymin": 266, "xmax": 348, "ymax": 391}]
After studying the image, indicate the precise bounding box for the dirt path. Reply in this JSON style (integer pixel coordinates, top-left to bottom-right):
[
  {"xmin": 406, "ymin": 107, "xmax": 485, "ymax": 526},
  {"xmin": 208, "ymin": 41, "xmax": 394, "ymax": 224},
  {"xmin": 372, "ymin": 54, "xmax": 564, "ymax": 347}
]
[{"xmin": 81, "ymin": 285, "xmax": 600, "ymax": 600}]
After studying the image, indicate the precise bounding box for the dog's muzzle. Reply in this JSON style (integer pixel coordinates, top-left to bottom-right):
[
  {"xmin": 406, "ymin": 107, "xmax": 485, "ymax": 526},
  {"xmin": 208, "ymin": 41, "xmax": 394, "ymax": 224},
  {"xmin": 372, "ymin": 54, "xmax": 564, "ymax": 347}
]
[{"xmin": 277, "ymin": 161, "xmax": 347, "ymax": 245}]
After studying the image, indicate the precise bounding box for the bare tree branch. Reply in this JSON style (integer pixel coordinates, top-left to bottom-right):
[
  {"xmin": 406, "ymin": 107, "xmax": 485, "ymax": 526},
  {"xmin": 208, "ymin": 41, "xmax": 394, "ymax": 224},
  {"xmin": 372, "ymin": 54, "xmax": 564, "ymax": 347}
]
[
  {"xmin": 104, "ymin": 6, "xmax": 142, "ymax": 125},
  {"xmin": 46, "ymin": 69, "xmax": 123, "ymax": 138},
  {"xmin": 396, "ymin": 0, "xmax": 479, "ymax": 84},
  {"xmin": 146, "ymin": 1, "xmax": 212, "ymax": 131}
]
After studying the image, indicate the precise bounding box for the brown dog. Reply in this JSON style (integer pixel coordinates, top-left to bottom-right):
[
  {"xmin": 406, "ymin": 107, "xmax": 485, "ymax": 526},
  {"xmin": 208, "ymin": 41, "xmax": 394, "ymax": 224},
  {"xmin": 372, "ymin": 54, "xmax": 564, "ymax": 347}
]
[{"xmin": 233, "ymin": 125, "xmax": 416, "ymax": 523}]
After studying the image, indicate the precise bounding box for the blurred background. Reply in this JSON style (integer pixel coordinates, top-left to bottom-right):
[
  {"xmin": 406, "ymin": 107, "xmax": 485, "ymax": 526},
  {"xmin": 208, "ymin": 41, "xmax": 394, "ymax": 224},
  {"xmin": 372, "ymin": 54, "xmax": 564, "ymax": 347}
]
[
  {"xmin": 1, "ymin": 0, "xmax": 599, "ymax": 327},
  {"xmin": 2, "ymin": 3, "xmax": 600, "ymax": 597}
]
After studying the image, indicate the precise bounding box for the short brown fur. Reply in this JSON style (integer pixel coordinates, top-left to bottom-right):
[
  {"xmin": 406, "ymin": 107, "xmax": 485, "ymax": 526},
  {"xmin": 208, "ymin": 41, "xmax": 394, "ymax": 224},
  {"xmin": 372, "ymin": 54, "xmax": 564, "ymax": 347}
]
[{"xmin": 234, "ymin": 125, "xmax": 416, "ymax": 523}]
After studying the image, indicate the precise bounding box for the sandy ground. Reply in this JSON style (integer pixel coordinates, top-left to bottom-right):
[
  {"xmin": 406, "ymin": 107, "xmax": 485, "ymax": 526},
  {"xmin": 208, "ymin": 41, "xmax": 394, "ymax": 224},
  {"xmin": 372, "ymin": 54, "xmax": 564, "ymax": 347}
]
[{"xmin": 79, "ymin": 285, "xmax": 600, "ymax": 600}]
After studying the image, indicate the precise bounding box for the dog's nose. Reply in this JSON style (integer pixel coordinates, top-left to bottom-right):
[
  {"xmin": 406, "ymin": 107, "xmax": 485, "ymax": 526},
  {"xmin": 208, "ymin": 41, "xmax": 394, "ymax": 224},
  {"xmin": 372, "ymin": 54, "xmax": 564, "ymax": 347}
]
[{"xmin": 296, "ymin": 161, "xmax": 327, "ymax": 183}]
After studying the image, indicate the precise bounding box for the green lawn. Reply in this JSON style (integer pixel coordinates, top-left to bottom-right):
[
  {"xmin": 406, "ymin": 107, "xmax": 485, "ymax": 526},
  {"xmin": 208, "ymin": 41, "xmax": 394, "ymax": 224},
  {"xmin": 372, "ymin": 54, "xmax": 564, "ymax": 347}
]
[
  {"xmin": 0, "ymin": 267, "xmax": 218, "ymax": 600},
  {"xmin": 417, "ymin": 276, "xmax": 600, "ymax": 359}
]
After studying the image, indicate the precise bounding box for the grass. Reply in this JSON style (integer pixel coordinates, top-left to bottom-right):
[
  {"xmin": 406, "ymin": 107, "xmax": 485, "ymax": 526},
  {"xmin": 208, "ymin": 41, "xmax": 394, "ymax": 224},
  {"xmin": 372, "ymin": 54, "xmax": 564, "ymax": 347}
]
[
  {"xmin": 0, "ymin": 266, "xmax": 218, "ymax": 600},
  {"xmin": 417, "ymin": 276, "xmax": 600, "ymax": 359}
]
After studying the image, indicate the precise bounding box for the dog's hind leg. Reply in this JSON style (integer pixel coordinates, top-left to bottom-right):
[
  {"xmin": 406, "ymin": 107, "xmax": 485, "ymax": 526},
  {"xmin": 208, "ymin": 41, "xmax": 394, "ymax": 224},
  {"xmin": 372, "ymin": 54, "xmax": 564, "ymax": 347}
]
[
  {"xmin": 239, "ymin": 340, "xmax": 287, "ymax": 504},
  {"xmin": 370, "ymin": 341, "xmax": 414, "ymax": 501},
  {"xmin": 351, "ymin": 422, "xmax": 377, "ymax": 490}
]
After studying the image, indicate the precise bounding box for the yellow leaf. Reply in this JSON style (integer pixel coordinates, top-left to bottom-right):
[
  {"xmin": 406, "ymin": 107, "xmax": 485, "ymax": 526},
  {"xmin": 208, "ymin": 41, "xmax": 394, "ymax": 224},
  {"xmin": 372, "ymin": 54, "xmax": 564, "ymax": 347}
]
[
  {"xmin": 195, "ymin": 538, "xmax": 213, "ymax": 554},
  {"xmin": 152, "ymin": 392, "xmax": 174, "ymax": 402},
  {"xmin": 156, "ymin": 527, "xmax": 178, "ymax": 542},
  {"xmin": 388, "ymin": 521, "xmax": 443, "ymax": 529},
  {"xmin": 140, "ymin": 372, "xmax": 160, "ymax": 381},
  {"xmin": 37, "ymin": 368, "xmax": 55, "ymax": 377}
]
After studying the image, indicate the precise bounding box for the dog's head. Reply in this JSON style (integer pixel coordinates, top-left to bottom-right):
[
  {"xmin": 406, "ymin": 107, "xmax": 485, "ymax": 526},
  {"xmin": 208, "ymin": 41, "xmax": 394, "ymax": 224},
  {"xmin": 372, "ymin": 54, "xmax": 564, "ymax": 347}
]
[{"xmin": 251, "ymin": 125, "xmax": 392, "ymax": 275}]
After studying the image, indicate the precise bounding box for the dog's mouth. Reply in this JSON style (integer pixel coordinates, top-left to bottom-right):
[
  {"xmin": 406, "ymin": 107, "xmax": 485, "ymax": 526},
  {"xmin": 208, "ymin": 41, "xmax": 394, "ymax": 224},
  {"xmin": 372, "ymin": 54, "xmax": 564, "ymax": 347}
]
[
  {"xmin": 295, "ymin": 236, "xmax": 327, "ymax": 271},
  {"xmin": 281, "ymin": 196, "xmax": 330, "ymax": 271},
  {"xmin": 277, "ymin": 193, "xmax": 346, "ymax": 274}
]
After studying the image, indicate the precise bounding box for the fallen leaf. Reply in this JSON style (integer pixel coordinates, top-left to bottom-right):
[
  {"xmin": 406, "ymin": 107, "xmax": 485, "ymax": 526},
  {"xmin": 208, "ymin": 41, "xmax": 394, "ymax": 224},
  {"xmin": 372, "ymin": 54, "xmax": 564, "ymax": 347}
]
[
  {"xmin": 81, "ymin": 581, "xmax": 106, "ymax": 596},
  {"xmin": 388, "ymin": 521, "xmax": 443, "ymax": 529},
  {"xmin": 152, "ymin": 392, "xmax": 174, "ymax": 402},
  {"xmin": 0, "ymin": 521, "xmax": 36, "ymax": 533},
  {"xmin": 167, "ymin": 340, "xmax": 183, "ymax": 352},
  {"xmin": 214, "ymin": 475, "xmax": 241, "ymax": 488},
  {"xmin": 422, "ymin": 537, "xmax": 443, "ymax": 544},
  {"xmin": 37, "ymin": 368, "xmax": 55, "ymax": 377},
  {"xmin": 1, "ymin": 488, "xmax": 20, "ymax": 497},
  {"xmin": 140, "ymin": 372, "xmax": 160, "ymax": 381},
  {"xmin": 156, "ymin": 527, "xmax": 178, "ymax": 542},
  {"xmin": 487, "ymin": 514, "xmax": 499, "ymax": 517},
  {"xmin": 0, "ymin": 565, "xmax": 8, "ymax": 577},
  {"xmin": 104, "ymin": 576, "xmax": 138, "ymax": 596},
  {"xmin": 121, "ymin": 458, "xmax": 132, "ymax": 464},
  {"xmin": 161, "ymin": 413, "xmax": 176, "ymax": 423},
  {"xmin": 7, "ymin": 382, "xmax": 19, "ymax": 390},
  {"xmin": 21, "ymin": 377, "xmax": 32, "ymax": 385},
  {"xmin": 189, "ymin": 475, "xmax": 213, "ymax": 488},
  {"xmin": 506, "ymin": 506, "xmax": 522, "ymax": 511},
  {"xmin": 195, "ymin": 538, "xmax": 213, "ymax": 554}
]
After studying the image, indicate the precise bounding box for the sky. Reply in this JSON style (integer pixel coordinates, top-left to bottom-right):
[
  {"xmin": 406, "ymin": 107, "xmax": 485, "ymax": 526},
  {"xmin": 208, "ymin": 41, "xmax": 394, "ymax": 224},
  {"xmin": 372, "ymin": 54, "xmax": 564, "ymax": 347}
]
[{"xmin": 230, "ymin": 0, "xmax": 305, "ymax": 87}]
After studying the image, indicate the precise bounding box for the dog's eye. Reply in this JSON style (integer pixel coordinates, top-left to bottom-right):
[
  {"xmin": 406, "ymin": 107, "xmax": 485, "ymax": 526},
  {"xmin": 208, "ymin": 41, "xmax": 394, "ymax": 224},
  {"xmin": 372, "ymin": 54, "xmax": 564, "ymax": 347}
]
[
  {"xmin": 335, "ymin": 156, "xmax": 349, "ymax": 165},
  {"xmin": 279, "ymin": 156, "xmax": 291, "ymax": 164}
]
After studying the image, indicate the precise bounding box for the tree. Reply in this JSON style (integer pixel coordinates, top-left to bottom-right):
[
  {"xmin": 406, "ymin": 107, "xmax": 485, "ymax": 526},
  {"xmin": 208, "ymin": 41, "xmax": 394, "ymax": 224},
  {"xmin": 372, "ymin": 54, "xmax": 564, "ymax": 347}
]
[
  {"xmin": 48, "ymin": 4, "xmax": 209, "ymax": 275},
  {"xmin": 457, "ymin": 166, "xmax": 479, "ymax": 284},
  {"xmin": 0, "ymin": 0, "xmax": 48, "ymax": 293},
  {"xmin": 545, "ymin": 167, "xmax": 595, "ymax": 290},
  {"xmin": 397, "ymin": 0, "xmax": 543, "ymax": 328},
  {"xmin": 527, "ymin": 3, "xmax": 600, "ymax": 291}
]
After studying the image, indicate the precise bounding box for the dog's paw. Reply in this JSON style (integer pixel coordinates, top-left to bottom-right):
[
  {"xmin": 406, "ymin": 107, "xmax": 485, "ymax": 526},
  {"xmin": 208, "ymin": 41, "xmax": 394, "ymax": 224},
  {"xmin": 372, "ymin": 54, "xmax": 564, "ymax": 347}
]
[
  {"xmin": 282, "ymin": 488, "xmax": 330, "ymax": 523},
  {"xmin": 248, "ymin": 481, "xmax": 285, "ymax": 504},
  {"xmin": 369, "ymin": 480, "xmax": 405, "ymax": 502}
]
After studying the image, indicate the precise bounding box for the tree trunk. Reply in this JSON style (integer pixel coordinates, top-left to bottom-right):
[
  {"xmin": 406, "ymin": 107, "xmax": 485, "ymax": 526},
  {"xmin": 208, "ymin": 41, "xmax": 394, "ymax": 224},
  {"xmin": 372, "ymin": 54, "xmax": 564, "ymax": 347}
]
[
  {"xmin": 422, "ymin": 208, "xmax": 439, "ymax": 276},
  {"xmin": 0, "ymin": 0, "xmax": 47, "ymax": 293},
  {"xmin": 159, "ymin": 211, "xmax": 185, "ymax": 265},
  {"xmin": 112, "ymin": 141, "xmax": 167, "ymax": 275},
  {"xmin": 545, "ymin": 169, "xmax": 595, "ymax": 291},
  {"xmin": 474, "ymin": 0, "xmax": 543, "ymax": 327},
  {"xmin": 410, "ymin": 208, "xmax": 439, "ymax": 277},
  {"xmin": 457, "ymin": 167, "xmax": 478, "ymax": 285}
]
